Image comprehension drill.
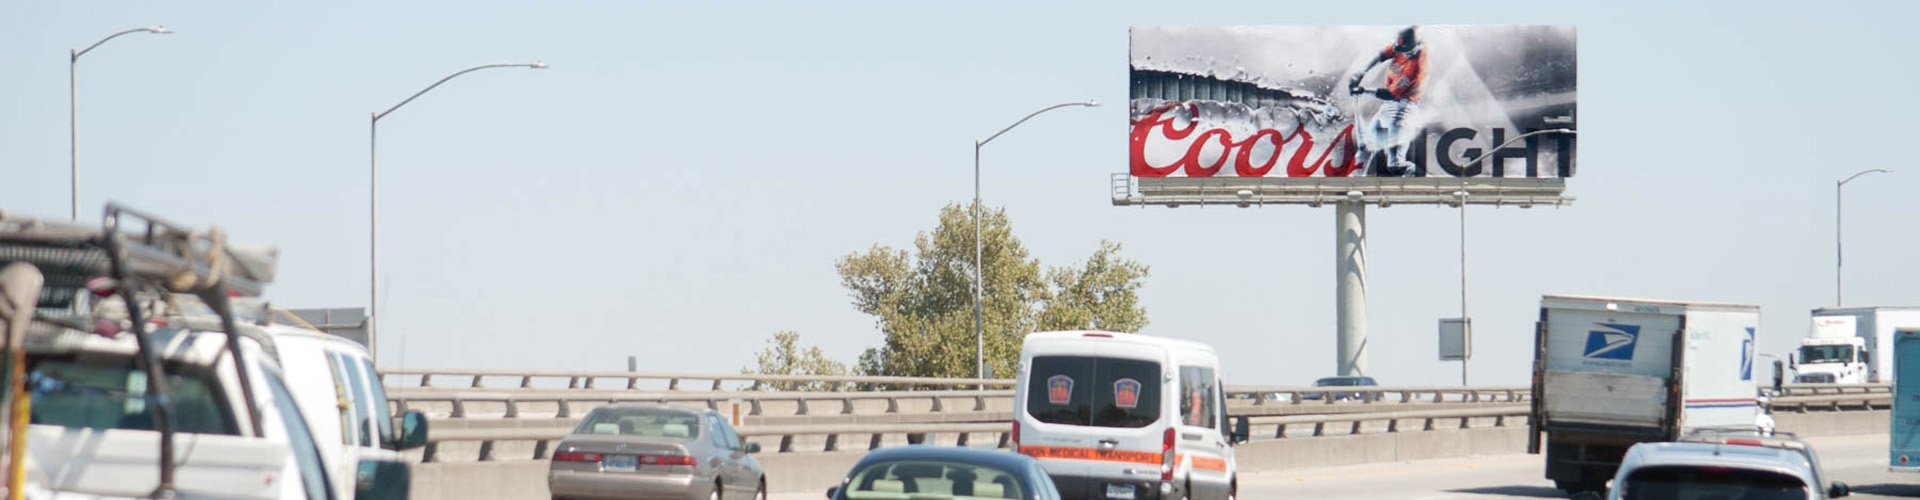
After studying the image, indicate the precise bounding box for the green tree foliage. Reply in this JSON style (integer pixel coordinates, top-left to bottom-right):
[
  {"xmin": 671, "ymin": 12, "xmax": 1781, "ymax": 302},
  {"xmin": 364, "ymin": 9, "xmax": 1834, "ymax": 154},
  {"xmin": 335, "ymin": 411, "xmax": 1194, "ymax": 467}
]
[
  {"xmin": 839, "ymin": 203, "xmax": 1149, "ymax": 379},
  {"xmin": 744, "ymin": 330, "xmax": 850, "ymax": 391},
  {"xmin": 1036, "ymin": 241, "xmax": 1151, "ymax": 332}
]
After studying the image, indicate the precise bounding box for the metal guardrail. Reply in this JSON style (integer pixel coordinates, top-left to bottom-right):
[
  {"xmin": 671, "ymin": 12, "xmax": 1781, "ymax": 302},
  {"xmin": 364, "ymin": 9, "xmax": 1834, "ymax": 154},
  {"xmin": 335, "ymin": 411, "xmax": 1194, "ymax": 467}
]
[
  {"xmin": 381, "ymin": 369, "xmax": 1012, "ymax": 391},
  {"xmin": 416, "ymin": 407, "xmax": 1529, "ymax": 463},
  {"xmin": 1225, "ymin": 385, "xmax": 1530, "ymax": 405},
  {"xmin": 1769, "ymin": 393, "xmax": 1890, "ymax": 412},
  {"xmin": 1776, "ymin": 383, "xmax": 1890, "ymax": 396},
  {"xmin": 394, "ymin": 390, "xmax": 1008, "ymax": 419},
  {"xmin": 1245, "ymin": 406, "xmax": 1527, "ymax": 439},
  {"xmin": 388, "ymin": 384, "xmax": 1531, "ymax": 422}
]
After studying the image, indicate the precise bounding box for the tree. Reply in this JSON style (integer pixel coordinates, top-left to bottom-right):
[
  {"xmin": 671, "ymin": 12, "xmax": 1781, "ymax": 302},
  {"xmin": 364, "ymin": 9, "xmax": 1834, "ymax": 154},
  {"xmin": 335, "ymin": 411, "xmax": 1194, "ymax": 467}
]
[
  {"xmin": 1037, "ymin": 241, "xmax": 1151, "ymax": 332},
  {"xmin": 744, "ymin": 330, "xmax": 850, "ymax": 391},
  {"xmin": 839, "ymin": 203, "xmax": 1149, "ymax": 379}
]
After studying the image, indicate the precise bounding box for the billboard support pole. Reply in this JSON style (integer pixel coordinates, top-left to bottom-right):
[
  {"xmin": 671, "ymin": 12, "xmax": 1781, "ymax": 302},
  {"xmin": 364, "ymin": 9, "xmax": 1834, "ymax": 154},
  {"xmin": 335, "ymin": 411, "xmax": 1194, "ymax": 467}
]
[
  {"xmin": 1336, "ymin": 198, "xmax": 1368, "ymax": 377},
  {"xmin": 1457, "ymin": 188, "xmax": 1470, "ymax": 386}
]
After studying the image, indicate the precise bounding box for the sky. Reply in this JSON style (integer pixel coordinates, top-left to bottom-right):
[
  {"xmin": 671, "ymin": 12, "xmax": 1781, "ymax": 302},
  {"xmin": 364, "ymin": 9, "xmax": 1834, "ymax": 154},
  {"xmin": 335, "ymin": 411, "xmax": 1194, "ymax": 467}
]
[{"xmin": 3, "ymin": 1, "xmax": 1915, "ymax": 388}]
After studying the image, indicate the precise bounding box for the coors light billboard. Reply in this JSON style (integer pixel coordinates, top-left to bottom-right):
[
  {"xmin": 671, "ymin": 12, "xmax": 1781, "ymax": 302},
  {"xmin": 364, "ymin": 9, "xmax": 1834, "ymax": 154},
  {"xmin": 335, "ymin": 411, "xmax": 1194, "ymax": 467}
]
[{"xmin": 1130, "ymin": 26, "xmax": 1577, "ymax": 179}]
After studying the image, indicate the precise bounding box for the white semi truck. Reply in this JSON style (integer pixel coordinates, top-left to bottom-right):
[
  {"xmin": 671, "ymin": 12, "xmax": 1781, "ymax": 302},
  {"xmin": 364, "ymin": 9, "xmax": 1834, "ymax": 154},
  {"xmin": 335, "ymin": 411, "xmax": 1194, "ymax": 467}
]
[
  {"xmin": 1793, "ymin": 307, "xmax": 1920, "ymax": 384},
  {"xmin": 1527, "ymin": 295, "xmax": 1761, "ymax": 496}
]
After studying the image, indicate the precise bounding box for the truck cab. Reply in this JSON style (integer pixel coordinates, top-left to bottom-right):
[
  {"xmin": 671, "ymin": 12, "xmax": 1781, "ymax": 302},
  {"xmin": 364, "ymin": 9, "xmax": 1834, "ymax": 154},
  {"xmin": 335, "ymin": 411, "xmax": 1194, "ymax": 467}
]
[
  {"xmin": 1794, "ymin": 315, "xmax": 1871, "ymax": 384},
  {"xmin": 1793, "ymin": 337, "xmax": 1868, "ymax": 384}
]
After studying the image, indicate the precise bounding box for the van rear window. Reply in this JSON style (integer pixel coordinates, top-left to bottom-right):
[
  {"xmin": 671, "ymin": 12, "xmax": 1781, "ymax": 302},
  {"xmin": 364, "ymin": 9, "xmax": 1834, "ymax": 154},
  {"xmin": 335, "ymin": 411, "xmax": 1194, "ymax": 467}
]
[{"xmin": 1026, "ymin": 356, "xmax": 1160, "ymax": 428}]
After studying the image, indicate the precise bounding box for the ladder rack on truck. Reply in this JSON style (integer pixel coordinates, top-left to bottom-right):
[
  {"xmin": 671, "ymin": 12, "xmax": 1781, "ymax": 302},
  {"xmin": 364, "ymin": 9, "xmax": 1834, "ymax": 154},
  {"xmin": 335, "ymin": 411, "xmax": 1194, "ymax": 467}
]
[{"xmin": 0, "ymin": 203, "xmax": 279, "ymax": 498}]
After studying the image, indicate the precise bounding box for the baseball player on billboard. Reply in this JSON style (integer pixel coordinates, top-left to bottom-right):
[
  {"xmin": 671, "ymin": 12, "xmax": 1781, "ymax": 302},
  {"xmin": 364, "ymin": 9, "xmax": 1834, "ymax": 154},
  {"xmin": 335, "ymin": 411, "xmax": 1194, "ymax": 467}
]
[{"xmin": 1349, "ymin": 26, "xmax": 1428, "ymax": 177}]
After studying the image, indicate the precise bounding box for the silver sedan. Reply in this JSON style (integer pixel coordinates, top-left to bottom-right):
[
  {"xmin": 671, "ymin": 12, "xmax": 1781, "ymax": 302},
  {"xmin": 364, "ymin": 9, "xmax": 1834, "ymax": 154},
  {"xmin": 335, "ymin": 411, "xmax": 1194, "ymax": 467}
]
[{"xmin": 549, "ymin": 404, "xmax": 766, "ymax": 500}]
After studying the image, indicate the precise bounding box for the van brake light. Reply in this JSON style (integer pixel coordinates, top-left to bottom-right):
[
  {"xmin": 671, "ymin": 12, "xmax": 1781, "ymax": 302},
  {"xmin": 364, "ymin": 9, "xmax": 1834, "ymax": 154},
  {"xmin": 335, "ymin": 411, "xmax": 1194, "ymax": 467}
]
[
  {"xmin": 1011, "ymin": 421, "xmax": 1021, "ymax": 453},
  {"xmin": 1161, "ymin": 427, "xmax": 1176, "ymax": 481}
]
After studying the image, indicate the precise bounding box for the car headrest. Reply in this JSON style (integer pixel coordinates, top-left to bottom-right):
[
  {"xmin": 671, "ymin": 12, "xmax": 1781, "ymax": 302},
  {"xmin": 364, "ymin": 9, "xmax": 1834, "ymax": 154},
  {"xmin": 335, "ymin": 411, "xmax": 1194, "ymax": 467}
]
[{"xmin": 663, "ymin": 423, "xmax": 690, "ymax": 438}]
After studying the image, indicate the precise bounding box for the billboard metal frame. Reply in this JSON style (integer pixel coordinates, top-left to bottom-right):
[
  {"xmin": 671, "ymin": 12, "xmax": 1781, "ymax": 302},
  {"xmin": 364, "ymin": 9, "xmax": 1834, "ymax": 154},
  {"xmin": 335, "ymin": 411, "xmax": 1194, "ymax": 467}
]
[{"xmin": 1111, "ymin": 174, "xmax": 1573, "ymax": 208}]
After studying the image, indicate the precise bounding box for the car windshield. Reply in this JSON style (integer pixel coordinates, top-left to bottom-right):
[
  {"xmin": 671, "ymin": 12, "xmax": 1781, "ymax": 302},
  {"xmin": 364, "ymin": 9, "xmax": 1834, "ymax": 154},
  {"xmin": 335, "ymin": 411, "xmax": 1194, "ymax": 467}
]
[
  {"xmin": 1623, "ymin": 465, "xmax": 1807, "ymax": 500},
  {"xmin": 1798, "ymin": 345, "xmax": 1854, "ymax": 364},
  {"xmin": 1315, "ymin": 377, "xmax": 1373, "ymax": 387},
  {"xmin": 23, "ymin": 355, "xmax": 237, "ymax": 435},
  {"xmin": 841, "ymin": 460, "xmax": 1025, "ymax": 500},
  {"xmin": 573, "ymin": 408, "xmax": 701, "ymax": 440}
]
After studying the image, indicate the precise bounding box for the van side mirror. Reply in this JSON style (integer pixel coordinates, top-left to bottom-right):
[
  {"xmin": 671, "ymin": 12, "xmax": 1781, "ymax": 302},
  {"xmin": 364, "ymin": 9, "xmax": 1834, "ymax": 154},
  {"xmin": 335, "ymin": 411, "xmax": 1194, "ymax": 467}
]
[
  {"xmin": 389, "ymin": 410, "xmax": 429, "ymax": 450},
  {"xmin": 354, "ymin": 459, "xmax": 411, "ymax": 500},
  {"xmin": 1830, "ymin": 481, "xmax": 1850, "ymax": 497},
  {"xmin": 826, "ymin": 486, "xmax": 839, "ymax": 499},
  {"xmin": 745, "ymin": 442, "xmax": 762, "ymax": 454},
  {"xmin": 1788, "ymin": 353, "xmax": 1797, "ymax": 369},
  {"xmin": 1230, "ymin": 416, "xmax": 1251, "ymax": 444},
  {"xmin": 1862, "ymin": 351, "xmax": 1871, "ymax": 365}
]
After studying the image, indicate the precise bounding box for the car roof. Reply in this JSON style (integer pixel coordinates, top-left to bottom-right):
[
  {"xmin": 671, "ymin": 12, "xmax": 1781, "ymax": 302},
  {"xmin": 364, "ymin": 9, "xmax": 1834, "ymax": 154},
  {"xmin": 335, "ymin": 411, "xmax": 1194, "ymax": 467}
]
[
  {"xmin": 1024, "ymin": 331, "xmax": 1217, "ymax": 356},
  {"xmin": 593, "ymin": 403, "xmax": 712, "ymax": 416},
  {"xmin": 1622, "ymin": 442, "xmax": 1817, "ymax": 481},
  {"xmin": 852, "ymin": 446, "xmax": 1037, "ymax": 471}
]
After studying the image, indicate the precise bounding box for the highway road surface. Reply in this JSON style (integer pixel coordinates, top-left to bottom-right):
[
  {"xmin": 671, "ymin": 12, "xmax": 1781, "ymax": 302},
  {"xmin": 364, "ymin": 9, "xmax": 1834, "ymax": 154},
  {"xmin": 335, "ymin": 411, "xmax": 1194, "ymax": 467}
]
[{"xmin": 772, "ymin": 434, "xmax": 1919, "ymax": 499}]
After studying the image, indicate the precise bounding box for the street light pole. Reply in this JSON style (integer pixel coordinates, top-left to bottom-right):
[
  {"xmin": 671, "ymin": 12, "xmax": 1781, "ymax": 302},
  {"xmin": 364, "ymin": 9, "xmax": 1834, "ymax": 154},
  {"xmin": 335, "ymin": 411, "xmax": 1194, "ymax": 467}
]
[
  {"xmin": 370, "ymin": 61, "xmax": 547, "ymax": 367},
  {"xmin": 1836, "ymin": 167, "xmax": 1892, "ymax": 307},
  {"xmin": 973, "ymin": 100, "xmax": 1097, "ymax": 380},
  {"xmin": 1452, "ymin": 128, "xmax": 1576, "ymax": 386},
  {"xmin": 70, "ymin": 26, "xmax": 170, "ymax": 221}
]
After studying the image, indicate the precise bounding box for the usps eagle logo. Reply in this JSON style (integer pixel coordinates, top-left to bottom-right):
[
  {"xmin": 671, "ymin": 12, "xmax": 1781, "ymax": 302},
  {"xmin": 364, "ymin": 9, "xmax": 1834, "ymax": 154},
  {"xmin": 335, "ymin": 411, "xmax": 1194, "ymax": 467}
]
[
  {"xmin": 1047, "ymin": 375, "xmax": 1074, "ymax": 405},
  {"xmin": 1114, "ymin": 378, "xmax": 1142, "ymax": 409},
  {"xmin": 1583, "ymin": 323, "xmax": 1641, "ymax": 361}
]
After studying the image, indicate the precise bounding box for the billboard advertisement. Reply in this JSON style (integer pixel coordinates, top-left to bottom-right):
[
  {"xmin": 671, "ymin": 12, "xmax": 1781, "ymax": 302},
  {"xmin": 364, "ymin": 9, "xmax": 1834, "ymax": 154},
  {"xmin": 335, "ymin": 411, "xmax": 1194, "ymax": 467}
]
[{"xmin": 1130, "ymin": 25, "xmax": 1577, "ymax": 179}]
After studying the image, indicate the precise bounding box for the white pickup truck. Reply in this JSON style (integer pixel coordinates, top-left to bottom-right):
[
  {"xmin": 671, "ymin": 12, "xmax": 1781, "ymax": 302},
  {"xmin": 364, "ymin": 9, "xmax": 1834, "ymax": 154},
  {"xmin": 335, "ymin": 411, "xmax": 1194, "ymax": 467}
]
[{"xmin": 14, "ymin": 320, "xmax": 332, "ymax": 499}]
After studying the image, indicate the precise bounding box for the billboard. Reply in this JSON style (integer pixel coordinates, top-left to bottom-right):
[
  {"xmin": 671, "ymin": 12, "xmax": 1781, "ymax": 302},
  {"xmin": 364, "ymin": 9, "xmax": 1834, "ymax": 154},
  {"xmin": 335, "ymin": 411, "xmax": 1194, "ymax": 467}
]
[{"xmin": 1130, "ymin": 26, "xmax": 1576, "ymax": 179}]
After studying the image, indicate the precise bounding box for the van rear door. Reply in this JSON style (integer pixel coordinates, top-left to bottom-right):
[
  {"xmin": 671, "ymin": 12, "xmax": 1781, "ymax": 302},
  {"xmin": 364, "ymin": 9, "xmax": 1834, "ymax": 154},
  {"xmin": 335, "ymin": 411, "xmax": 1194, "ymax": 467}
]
[{"xmin": 1022, "ymin": 352, "xmax": 1166, "ymax": 498}]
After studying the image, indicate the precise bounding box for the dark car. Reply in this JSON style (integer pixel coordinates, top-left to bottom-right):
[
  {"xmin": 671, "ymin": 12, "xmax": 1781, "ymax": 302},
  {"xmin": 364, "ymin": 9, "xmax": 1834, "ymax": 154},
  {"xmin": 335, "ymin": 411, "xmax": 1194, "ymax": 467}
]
[
  {"xmin": 1299, "ymin": 376, "xmax": 1380, "ymax": 402},
  {"xmin": 827, "ymin": 446, "xmax": 1060, "ymax": 500}
]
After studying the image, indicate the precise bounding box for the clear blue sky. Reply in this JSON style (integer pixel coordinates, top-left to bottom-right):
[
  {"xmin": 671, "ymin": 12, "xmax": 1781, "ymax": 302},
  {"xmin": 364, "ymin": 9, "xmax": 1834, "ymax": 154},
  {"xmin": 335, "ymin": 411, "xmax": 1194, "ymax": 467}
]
[{"xmin": 3, "ymin": 1, "xmax": 1914, "ymax": 387}]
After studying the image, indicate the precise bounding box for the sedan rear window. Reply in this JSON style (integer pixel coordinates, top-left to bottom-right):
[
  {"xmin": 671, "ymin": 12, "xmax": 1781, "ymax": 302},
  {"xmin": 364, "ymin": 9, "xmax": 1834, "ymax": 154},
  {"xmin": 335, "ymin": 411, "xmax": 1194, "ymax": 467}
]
[
  {"xmin": 1623, "ymin": 465, "xmax": 1807, "ymax": 499},
  {"xmin": 842, "ymin": 460, "xmax": 1025, "ymax": 499},
  {"xmin": 1026, "ymin": 356, "xmax": 1160, "ymax": 428},
  {"xmin": 573, "ymin": 408, "xmax": 701, "ymax": 440}
]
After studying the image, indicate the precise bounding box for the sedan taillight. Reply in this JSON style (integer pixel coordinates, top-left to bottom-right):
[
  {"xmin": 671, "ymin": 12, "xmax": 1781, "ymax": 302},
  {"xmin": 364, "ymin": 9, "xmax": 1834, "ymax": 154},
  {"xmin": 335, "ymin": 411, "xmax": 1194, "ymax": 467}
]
[
  {"xmin": 553, "ymin": 451, "xmax": 602, "ymax": 462},
  {"xmin": 643, "ymin": 455, "xmax": 696, "ymax": 466}
]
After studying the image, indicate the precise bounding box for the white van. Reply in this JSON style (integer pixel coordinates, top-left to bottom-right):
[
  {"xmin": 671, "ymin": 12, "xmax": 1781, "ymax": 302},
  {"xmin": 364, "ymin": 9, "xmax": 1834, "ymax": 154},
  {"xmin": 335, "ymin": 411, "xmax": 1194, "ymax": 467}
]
[
  {"xmin": 1013, "ymin": 331, "xmax": 1238, "ymax": 500},
  {"xmin": 262, "ymin": 322, "xmax": 426, "ymax": 500}
]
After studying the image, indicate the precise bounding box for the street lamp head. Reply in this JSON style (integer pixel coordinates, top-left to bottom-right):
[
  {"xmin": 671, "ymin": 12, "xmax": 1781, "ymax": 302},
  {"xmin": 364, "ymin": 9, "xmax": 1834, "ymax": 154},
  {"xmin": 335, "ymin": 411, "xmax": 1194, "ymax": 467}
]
[
  {"xmin": 147, "ymin": 26, "xmax": 171, "ymax": 34},
  {"xmin": 529, "ymin": 61, "xmax": 550, "ymax": 69},
  {"xmin": 1083, "ymin": 99, "xmax": 1100, "ymax": 108}
]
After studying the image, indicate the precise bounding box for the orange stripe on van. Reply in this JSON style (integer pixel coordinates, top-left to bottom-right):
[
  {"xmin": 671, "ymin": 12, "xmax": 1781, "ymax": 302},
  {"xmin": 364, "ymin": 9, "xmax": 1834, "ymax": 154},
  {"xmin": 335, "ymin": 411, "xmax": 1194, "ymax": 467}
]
[
  {"xmin": 1184, "ymin": 455, "xmax": 1228, "ymax": 472},
  {"xmin": 1019, "ymin": 445, "xmax": 1161, "ymax": 465}
]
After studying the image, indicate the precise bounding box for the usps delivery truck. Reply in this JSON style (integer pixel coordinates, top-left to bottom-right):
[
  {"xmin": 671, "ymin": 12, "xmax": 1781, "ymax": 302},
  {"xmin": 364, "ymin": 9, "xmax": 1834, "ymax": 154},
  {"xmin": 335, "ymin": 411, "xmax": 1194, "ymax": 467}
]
[{"xmin": 1527, "ymin": 295, "xmax": 1762, "ymax": 496}]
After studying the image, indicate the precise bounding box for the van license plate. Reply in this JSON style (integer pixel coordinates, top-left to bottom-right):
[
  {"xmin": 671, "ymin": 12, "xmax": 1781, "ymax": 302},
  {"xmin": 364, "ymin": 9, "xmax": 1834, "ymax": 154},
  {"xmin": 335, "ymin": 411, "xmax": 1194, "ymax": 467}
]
[
  {"xmin": 1105, "ymin": 484, "xmax": 1136, "ymax": 499},
  {"xmin": 603, "ymin": 455, "xmax": 636, "ymax": 471}
]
